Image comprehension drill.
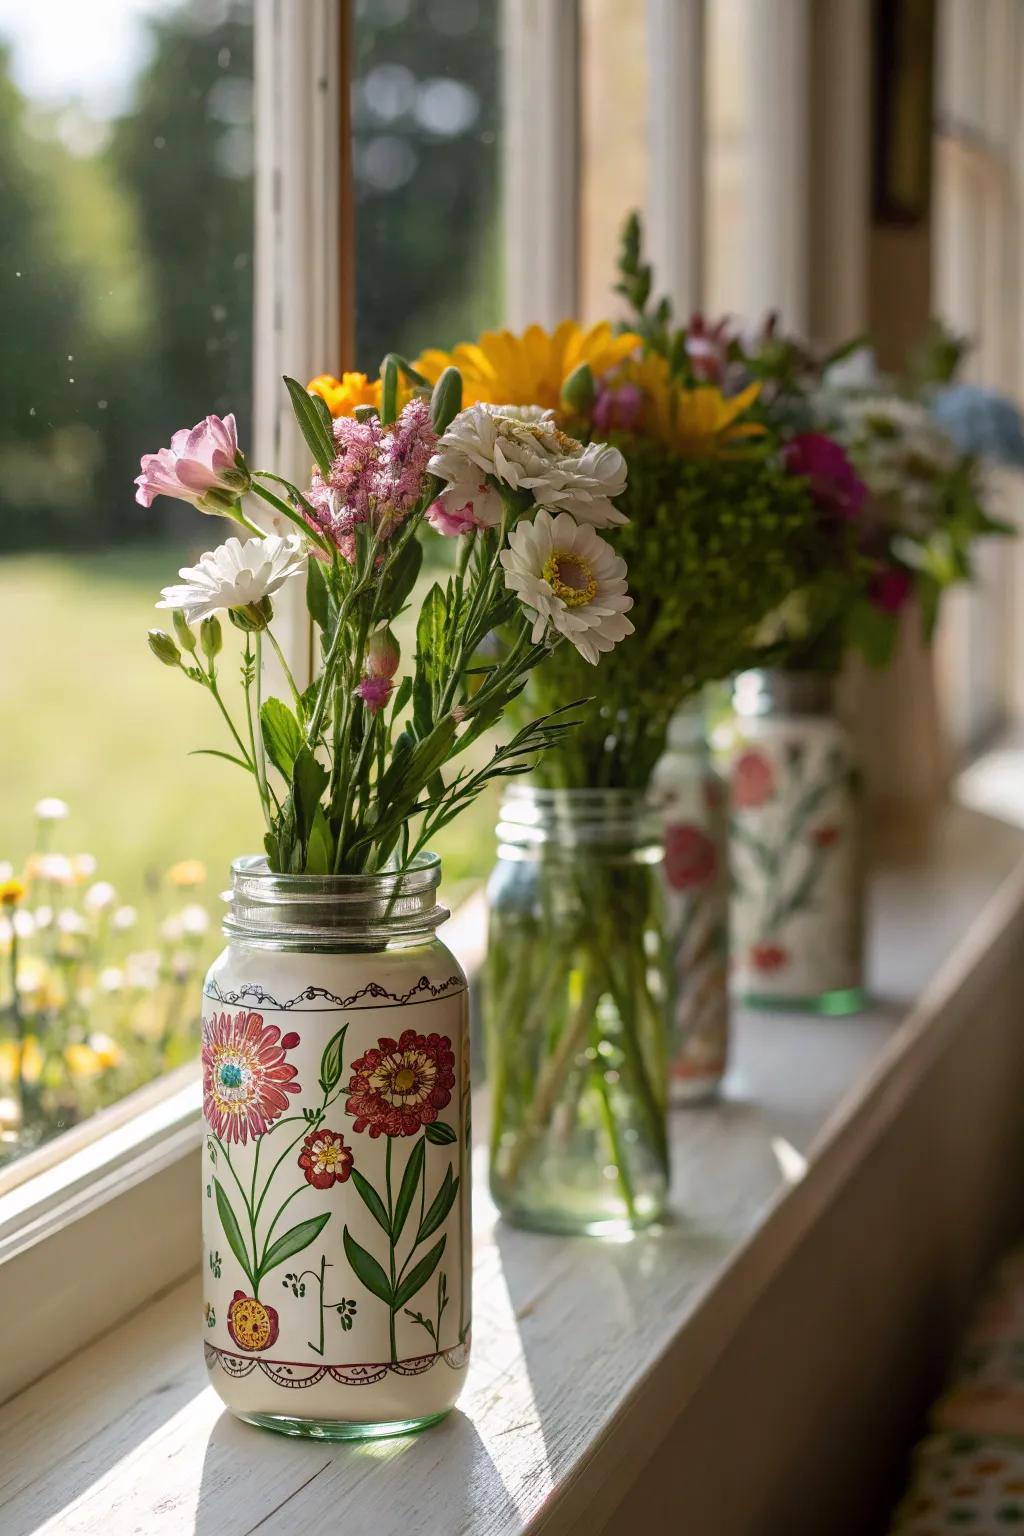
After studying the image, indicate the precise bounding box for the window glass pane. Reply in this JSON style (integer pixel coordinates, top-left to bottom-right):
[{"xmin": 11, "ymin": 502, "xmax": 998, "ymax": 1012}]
[{"xmin": 0, "ymin": 0, "xmax": 255, "ymax": 1164}]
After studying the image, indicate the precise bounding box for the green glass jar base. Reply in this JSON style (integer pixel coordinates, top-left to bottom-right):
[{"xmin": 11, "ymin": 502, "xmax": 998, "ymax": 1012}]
[
  {"xmin": 742, "ymin": 985, "xmax": 866, "ymax": 1017},
  {"xmin": 498, "ymin": 1195, "xmax": 665, "ymax": 1238},
  {"xmin": 233, "ymin": 1408, "xmax": 450, "ymax": 1442}
]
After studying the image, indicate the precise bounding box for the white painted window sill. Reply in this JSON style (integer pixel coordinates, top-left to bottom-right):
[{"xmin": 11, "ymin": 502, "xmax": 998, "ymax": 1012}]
[{"xmin": 2, "ymin": 803, "xmax": 1023, "ymax": 1536}]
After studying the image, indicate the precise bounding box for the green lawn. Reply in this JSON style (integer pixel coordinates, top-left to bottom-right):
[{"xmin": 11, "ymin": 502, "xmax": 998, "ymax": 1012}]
[{"xmin": 0, "ymin": 545, "xmax": 496, "ymax": 911}]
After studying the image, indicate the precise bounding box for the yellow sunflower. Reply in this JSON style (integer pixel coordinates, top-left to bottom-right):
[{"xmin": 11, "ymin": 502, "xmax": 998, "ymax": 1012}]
[
  {"xmin": 307, "ymin": 370, "xmax": 382, "ymax": 419},
  {"xmin": 621, "ymin": 353, "xmax": 766, "ymax": 458},
  {"xmin": 415, "ymin": 320, "xmax": 641, "ymax": 411}
]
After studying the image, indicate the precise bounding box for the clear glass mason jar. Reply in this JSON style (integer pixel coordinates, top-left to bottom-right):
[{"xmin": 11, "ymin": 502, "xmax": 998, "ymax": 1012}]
[
  {"xmin": 485, "ymin": 787, "xmax": 670, "ymax": 1236},
  {"xmin": 729, "ymin": 670, "xmax": 866, "ymax": 1014},
  {"xmin": 651, "ymin": 700, "xmax": 730, "ymax": 1103},
  {"xmin": 201, "ymin": 854, "xmax": 471, "ymax": 1441}
]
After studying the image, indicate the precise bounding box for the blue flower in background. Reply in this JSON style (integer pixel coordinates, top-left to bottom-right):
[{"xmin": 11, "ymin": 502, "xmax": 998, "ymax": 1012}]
[{"xmin": 931, "ymin": 384, "xmax": 1024, "ymax": 469}]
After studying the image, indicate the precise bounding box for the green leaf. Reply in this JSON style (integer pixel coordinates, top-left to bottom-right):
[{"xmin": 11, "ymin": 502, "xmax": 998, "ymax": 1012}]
[
  {"xmin": 318, "ymin": 1023, "xmax": 349, "ymax": 1093},
  {"xmin": 343, "ymin": 1225, "xmax": 394, "ymax": 1306},
  {"xmin": 381, "ymin": 353, "xmax": 400, "ymax": 427},
  {"xmin": 351, "ymin": 1168, "xmax": 391, "ymax": 1236},
  {"xmin": 305, "ymin": 808, "xmax": 332, "ymax": 875},
  {"xmin": 260, "ymin": 1212, "xmax": 331, "ymax": 1280},
  {"xmin": 424, "ymin": 1120, "xmax": 457, "ymax": 1145},
  {"xmin": 310, "ymin": 390, "xmax": 337, "ymax": 443},
  {"xmin": 188, "ymin": 748, "xmax": 253, "ymax": 773},
  {"xmin": 214, "ymin": 1179, "xmax": 253, "ymax": 1288},
  {"xmin": 306, "ymin": 557, "xmax": 332, "ymax": 632},
  {"xmin": 378, "ymin": 534, "xmax": 423, "ymax": 621},
  {"xmin": 283, "ymin": 376, "xmax": 336, "ymax": 476},
  {"xmin": 393, "ymin": 1235, "xmax": 446, "ymax": 1312},
  {"xmin": 416, "ymin": 1168, "xmax": 458, "ymax": 1244},
  {"xmin": 430, "ymin": 366, "xmax": 462, "ymax": 433},
  {"xmin": 261, "ymin": 697, "xmax": 304, "ymax": 780},
  {"xmin": 291, "ymin": 744, "xmax": 329, "ymax": 854},
  {"xmin": 392, "ymin": 1137, "xmax": 425, "ymax": 1243},
  {"xmin": 391, "ymin": 675, "xmax": 413, "ymax": 720}
]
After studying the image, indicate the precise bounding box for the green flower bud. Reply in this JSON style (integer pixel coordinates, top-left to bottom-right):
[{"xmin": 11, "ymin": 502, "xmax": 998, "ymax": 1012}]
[
  {"xmin": 147, "ymin": 630, "xmax": 181, "ymax": 667},
  {"xmin": 172, "ymin": 610, "xmax": 198, "ymax": 653},
  {"xmin": 228, "ymin": 596, "xmax": 274, "ymax": 633},
  {"xmin": 353, "ymin": 404, "xmax": 379, "ymax": 423},
  {"xmin": 200, "ymin": 616, "xmax": 223, "ymax": 659},
  {"xmin": 560, "ymin": 362, "xmax": 595, "ymax": 415}
]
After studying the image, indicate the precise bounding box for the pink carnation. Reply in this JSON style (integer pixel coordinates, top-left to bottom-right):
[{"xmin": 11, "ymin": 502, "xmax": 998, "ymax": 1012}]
[
  {"xmin": 135, "ymin": 413, "xmax": 247, "ymax": 512},
  {"xmin": 781, "ymin": 432, "xmax": 866, "ymax": 522}
]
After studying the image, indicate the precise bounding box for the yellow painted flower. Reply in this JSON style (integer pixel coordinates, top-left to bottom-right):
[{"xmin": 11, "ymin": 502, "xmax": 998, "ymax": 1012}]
[
  {"xmin": 307, "ymin": 371, "xmax": 381, "ymax": 419},
  {"xmin": 0, "ymin": 878, "xmax": 26, "ymax": 908},
  {"xmin": 0, "ymin": 1037, "xmax": 44, "ymax": 1085},
  {"xmin": 621, "ymin": 353, "xmax": 766, "ymax": 458},
  {"xmin": 415, "ymin": 321, "xmax": 642, "ymax": 412},
  {"xmin": 167, "ymin": 859, "xmax": 207, "ymax": 889}
]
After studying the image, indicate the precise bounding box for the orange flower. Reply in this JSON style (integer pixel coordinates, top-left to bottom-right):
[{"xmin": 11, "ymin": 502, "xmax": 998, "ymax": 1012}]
[{"xmin": 307, "ymin": 371, "xmax": 381, "ymax": 419}]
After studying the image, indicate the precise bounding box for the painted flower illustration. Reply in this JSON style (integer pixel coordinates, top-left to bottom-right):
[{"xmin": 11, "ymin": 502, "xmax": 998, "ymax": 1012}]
[
  {"xmin": 202, "ymin": 1009, "xmax": 300, "ymax": 1144},
  {"xmin": 226, "ymin": 1290, "xmax": 280, "ymax": 1353},
  {"xmin": 811, "ymin": 825, "xmax": 841, "ymax": 849},
  {"xmin": 750, "ymin": 943, "xmax": 789, "ymax": 973},
  {"xmin": 346, "ymin": 1029, "xmax": 456, "ymax": 1138},
  {"xmin": 732, "ymin": 750, "xmax": 775, "ymax": 809},
  {"xmin": 298, "ymin": 1128, "xmax": 354, "ymax": 1189},
  {"xmin": 664, "ymin": 824, "xmax": 718, "ymax": 890}
]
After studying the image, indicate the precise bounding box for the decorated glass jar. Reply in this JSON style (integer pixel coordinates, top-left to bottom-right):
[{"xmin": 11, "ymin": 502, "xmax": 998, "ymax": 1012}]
[
  {"xmin": 729, "ymin": 670, "xmax": 866, "ymax": 1013},
  {"xmin": 201, "ymin": 854, "xmax": 471, "ymax": 1440},
  {"xmin": 650, "ymin": 700, "xmax": 730, "ymax": 1102},
  {"xmin": 485, "ymin": 786, "xmax": 670, "ymax": 1236}
]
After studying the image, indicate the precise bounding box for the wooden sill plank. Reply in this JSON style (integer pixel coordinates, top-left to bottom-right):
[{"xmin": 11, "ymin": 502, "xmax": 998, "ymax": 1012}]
[{"xmin": 1, "ymin": 804, "xmax": 1022, "ymax": 1536}]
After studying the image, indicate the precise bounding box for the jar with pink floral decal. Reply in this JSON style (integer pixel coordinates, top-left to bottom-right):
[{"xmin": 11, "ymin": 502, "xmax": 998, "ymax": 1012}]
[
  {"xmin": 650, "ymin": 699, "xmax": 730, "ymax": 1102},
  {"xmin": 728, "ymin": 670, "xmax": 866, "ymax": 1013},
  {"xmin": 201, "ymin": 855, "xmax": 470, "ymax": 1440}
]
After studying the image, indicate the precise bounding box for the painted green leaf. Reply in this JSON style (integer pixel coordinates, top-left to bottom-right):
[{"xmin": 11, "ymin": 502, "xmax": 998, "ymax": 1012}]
[
  {"xmin": 260, "ymin": 697, "xmax": 303, "ymax": 781},
  {"xmin": 424, "ymin": 1119, "xmax": 457, "ymax": 1145},
  {"xmin": 416, "ymin": 1167, "xmax": 459, "ymax": 1245},
  {"xmin": 318, "ymin": 1023, "xmax": 349, "ymax": 1094},
  {"xmin": 392, "ymin": 1137, "xmax": 425, "ymax": 1243},
  {"xmin": 343, "ymin": 1225, "xmax": 394, "ymax": 1305},
  {"xmin": 393, "ymin": 1235, "xmax": 446, "ymax": 1312},
  {"xmin": 351, "ymin": 1168, "xmax": 391, "ymax": 1236},
  {"xmin": 260, "ymin": 1212, "xmax": 331, "ymax": 1279},
  {"xmin": 214, "ymin": 1179, "xmax": 252, "ymax": 1288}
]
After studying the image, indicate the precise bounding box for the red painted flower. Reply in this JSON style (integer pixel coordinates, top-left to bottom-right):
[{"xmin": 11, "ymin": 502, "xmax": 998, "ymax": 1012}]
[
  {"xmin": 811, "ymin": 825, "xmax": 841, "ymax": 849},
  {"xmin": 226, "ymin": 1290, "xmax": 279, "ymax": 1353},
  {"xmin": 202, "ymin": 1009, "xmax": 300, "ymax": 1145},
  {"xmin": 346, "ymin": 1029, "xmax": 455, "ymax": 1138},
  {"xmin": 750, "ymin": 943, "xmax": 788, "ymax": 973},
  {"xmin": 664, "ymin": 824, "xmax": 718, "ymax": 890},
  {"xmin": 281, "ymin": 1031, "xmax": 301, "ymax": 1050},
  {"xmin": 298, "ymin": 1127, "xmax": 354, "ymax": 1189},
  {"xmin": 732, "ymin": 750, "xmax": 774, "ymax": 808}
]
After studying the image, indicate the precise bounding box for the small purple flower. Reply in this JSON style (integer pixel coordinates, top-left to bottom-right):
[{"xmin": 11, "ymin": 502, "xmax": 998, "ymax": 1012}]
[
  {"xmin": 354, "ymin": 675, "xmax": 393, "ymax": 714},
  {"xmin": 591, "ymin": 382, "xmax": 644, "ymax": 435},
  {"xmin": 135, "ymin": 414, "xmax": 248, "ymax": 514},
  {"xmin": 868, "ymin": 565, "xmax": 912, "ymax": 613},
  {"xmin": 781, "ymin": 432, "xmax": 867, "ymax": 522}
]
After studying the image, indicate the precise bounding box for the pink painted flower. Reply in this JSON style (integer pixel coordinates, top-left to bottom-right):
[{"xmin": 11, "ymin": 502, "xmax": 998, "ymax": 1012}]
[
  {"xmin": 810, "ymin": 825, "xmax": 841, "ymax": 849},
  {"xmin": 591, "ymin": 381, "xmax": 644, "ymax": 435},
  {"xmin": 346, "ymin": 1029, "xmax": 456, "ymax": 1138},
  {"xmin": 202, "ymin": 1009, "xmax": 300, "ymax": 1144},
  {"xmin": 426, "ymin": 498, "xmax": 487, "ymax": 537},
  {"xmin": 135, "ymin": 414, "xmax": 249, "ymax": 513},
  {"xmin": 355, "ymin": 674, "xmax": 393, "ymax": 714},
  {"xmin": 750, "ymin": 942, "xmax": 788, "ymax": 973},
  {"xmin": 732, "ymin": 750, "xmax": 775, "ymax": 809},
  {"xmin": 781, "ymin": 432, "xmax": 866, "ymax": 522},
  {"xmin": 868, "ymin": 564, "xmax": 912, "ymax": 613},
  {"xmin": 664, "ymin": 824, "xmax": 718, "ymax": 890}
]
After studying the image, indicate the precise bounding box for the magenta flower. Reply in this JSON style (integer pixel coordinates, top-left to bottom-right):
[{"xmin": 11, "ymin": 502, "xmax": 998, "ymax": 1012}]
[
  {"xmin": 135, "ymin": 414, "xmax": 249, "ymax": 514},
  {"xmin": 781, "ymin": 432, "xmax": 866, "ymax": 522},
  {"xmin": 355, "ymin": 674, "xmax": 393, "ymax": 714},
  {"xmin": 868, "ymin": 564, "xmax": 912, "ymax": 613},
  {"xmin": 591, "ymin": 381, "xmax": 644, "ymax": 435},
  {"xmin": 426, "ymin": 498, "xmax": 487, "ymax": 537}
]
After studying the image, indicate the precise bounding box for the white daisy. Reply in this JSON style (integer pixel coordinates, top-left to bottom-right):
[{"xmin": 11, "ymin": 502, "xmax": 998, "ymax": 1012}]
[
  {"xmin": 500, "ymin": 509, "xmax": 634, "ymax": 665},
  {"xmin": 157, "ymin": 534, "xmax": 306, "ymax": 624},
  {"xmin": 34, "ymin": 798, "xmax": 69, "ymax": 823},
  {"xmin": 429, "ymin": 404, "xmax": 628, "ymax": 529}
]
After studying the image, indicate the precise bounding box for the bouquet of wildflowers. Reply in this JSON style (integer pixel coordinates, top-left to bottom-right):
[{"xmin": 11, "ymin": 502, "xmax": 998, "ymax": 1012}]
[
  {"xmin": 0, "ymin": 799, "xmax": 213, "ymax": 1162},
  {"xmin": 140, "ymin": 364, "xmax": 633, "ymax": 879}
]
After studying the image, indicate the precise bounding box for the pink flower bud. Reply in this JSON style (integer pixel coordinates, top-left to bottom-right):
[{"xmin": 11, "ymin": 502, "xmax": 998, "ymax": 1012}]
[
  {"xmin": 365, "ymin": 627, "xmax": 401, "ymax": 679},
  {"xmin": 355, "ymin": 675, "xmax": 393, "ymax": 714}
]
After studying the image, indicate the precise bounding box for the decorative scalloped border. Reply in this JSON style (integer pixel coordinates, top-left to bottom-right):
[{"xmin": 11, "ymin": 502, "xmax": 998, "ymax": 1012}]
[
  {"xmin": 204, "ymin": 1337, "xmax": 470, "ymax": 1385},
  {"xmin": 203, "ymin": 974, "xmax": 466, "ymax": 1011}
]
